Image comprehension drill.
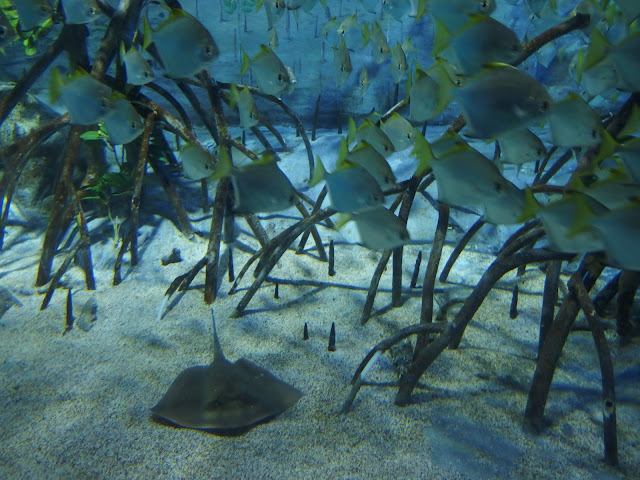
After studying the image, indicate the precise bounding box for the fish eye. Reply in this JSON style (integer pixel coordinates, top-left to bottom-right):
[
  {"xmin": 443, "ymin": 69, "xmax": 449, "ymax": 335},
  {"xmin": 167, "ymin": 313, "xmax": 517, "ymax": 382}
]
[
  {"xmin": 537, "ymin": 149, "xmax": 544, "ymax": 155},
  {"xmin": 204, "ymin": 45, "xmax": 215, "ymax": 57},
  {"xmin": 540, "ymin": 100, "xmax": 550, "ymax": 112},
  {"xmin": 591, "ymin": 129, "xmax": 598, "ymax": 138},
  {"xmin": 130, "ymin": 121, "xmax": 137, "ymax": 130},
  {"xmin": 379, "ymin": 47, "xmax": 384, "ymax": 54},
  {"xmin": 277, "ymin": 73, "xmax": 284, "ymax": 82},
  {"xmin": 494, "ymin": 182, "xmax": 503, "ymax": 193},
  {"xmin": 143, "ymin": 71, "xmax": 150, "ymax": 78},
  {"xmin": 88, "ymin": 7, "xmax": 97, "ymax": 15},
  {"xmin": 0, "ymin": 27, "xmax": 5, "ymax": 37},
  {"xmin": 480, "ymin": 0, "xmax": 490, "ymax": 10}
]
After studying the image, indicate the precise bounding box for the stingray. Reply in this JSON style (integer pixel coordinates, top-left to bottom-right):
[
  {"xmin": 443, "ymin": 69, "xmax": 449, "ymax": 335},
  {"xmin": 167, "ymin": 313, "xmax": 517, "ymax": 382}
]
[{"xmin": 151, "ymin": 309, "xmax": 303, "ymax": 430}]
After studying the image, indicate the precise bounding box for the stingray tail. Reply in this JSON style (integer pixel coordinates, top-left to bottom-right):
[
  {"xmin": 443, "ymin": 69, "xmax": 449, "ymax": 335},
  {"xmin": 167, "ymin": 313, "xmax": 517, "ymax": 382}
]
[{"xmin": 211, "ymin": 307, "xmax": 225, "ymax": 362}]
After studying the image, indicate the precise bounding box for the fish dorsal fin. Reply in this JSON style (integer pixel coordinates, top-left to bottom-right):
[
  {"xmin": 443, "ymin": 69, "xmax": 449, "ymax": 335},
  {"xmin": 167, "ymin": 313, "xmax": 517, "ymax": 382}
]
[
  {"xmin": 309, "ymin": 155, "xmax": 326, "ymax": 187},
  {"xmin": 210, "ymin": 307, "xmax": 226, "ymax": 363}
]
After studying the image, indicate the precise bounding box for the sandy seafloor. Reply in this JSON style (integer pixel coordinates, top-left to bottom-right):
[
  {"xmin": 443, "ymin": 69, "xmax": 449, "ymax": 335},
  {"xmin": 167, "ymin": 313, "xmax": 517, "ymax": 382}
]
[{"xmin": 1, "ymin": 128, "xmax": 639, "ymax": 480}]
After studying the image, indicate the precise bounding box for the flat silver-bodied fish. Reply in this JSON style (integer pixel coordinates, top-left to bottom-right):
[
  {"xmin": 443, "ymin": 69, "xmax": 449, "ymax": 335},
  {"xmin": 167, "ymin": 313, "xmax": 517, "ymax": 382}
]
[
  {"xmin": 382, "ymin": 0, "xmax": 411, "ymax": 21},
  {"xmin": 14, "ymin": 0, "xmax": 53, "ymax": 31},
  {"xmin": 363, "ymin": 21, "xmax": 390, "ymax": 64},
  {"xmin": 61, "ymin": 0, "xmax": 101, "ymax": 25},
  {"xmin": 310, "ymin": 156, "xmax": 384, "ymax": 213},
  {"xmin": 438, "ymin": 14, "xmax": 522, "ymax": 75},
  {"xmin": 390, "ymin": 42, "xmax": 408, "ymax": 84},
  {"xmin": 342, "ymin": 138, "xmax": 396, "ymax": 190},
  {"xmin": 102, "ymin": 95, "xmax": 144, "ymax": 145},
  {"xmin": 497, "ymin": 129, "xmax": 546, "ymax": 172},
  {"xmin": 348, "ymin": 118, "xmax": 395, "ymax": 157},
  {"xmin": 426, "ymin": 0, "xmax": 496, "ymax": 32},
  {"xmin": 431, "ymin": 140, "xmax": 527, "ymax": 223},
  {"xmin": 380, "ymin": 112, "xmax": 415, "ymax": 151},
  {"xmin": 179, "ymin": 143, "xmax": 216, "ymax": 181},
  {"xmin": 230, "ymin": 84, "xmax": 260, "ymax": 130},
  {"xmin": 120, "ymin": 42, "xmax": 155, "ymax": 85},
  {"xmin": 538, "ymin": 193, "xmax": 608, "ymax": 254},
  {"xmin": 455, "ymin": 63, "xmax": 551, "ymax": 139},
  {"xmin": 549, "ymin": 93, "xmax": 603, "ymax": 148},
  {"xmin": 334, "ymin": 38, "xmax": 352, "ymax": 87},
  {"xmin": 241, "ymin": 44, "xmax": 295, "ymax": 97},
  {"xmin": 352, "ymin": 206, "xmax": 411, "ymax": 251},
  {"xmin": 590, "ymin": 204, "xmax": 640, "ymax": 270},
  {"xmin": 49, "ymin": 68, "xmax": 112, "ymax": 125},
  {"xmin": 231, "ymin": 157, "xmax": 297, "ymax": 214},
  {"xmin": 143, "ymin": 7, "xmax": 218, "ymax": 78}
]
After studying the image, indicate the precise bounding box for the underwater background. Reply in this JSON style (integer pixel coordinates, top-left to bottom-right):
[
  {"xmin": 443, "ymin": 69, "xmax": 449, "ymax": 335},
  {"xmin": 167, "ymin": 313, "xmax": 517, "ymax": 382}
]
[{"xmin": 1, "ymin": 0, "xmax": 640, "ymax": 479}]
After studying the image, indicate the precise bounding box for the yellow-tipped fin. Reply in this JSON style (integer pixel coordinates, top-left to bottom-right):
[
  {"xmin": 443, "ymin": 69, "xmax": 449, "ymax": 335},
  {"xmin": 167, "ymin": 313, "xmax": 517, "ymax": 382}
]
[
  {"xmin": 241, "ymin": 48, "xmax": 250, "ymax": 75},
  {"xmin": 347, "ymin": 117, "xmax": 357, "ymax": 144},
  {"xmin": 432, "ymin": 19, "xmax": 450, "ymax": 57},
  {"xmin": 567, "ymin": 194, "xmax": 595, "ymax": 237},
  {"xmin": 584, "ymin": 28, "xmax": 610, "ymax": 70},
  {"xmin": 411, "ymin": 131, "xmax": 433, "ymax": 176},
  {"xmin": 334, "ymin": 213, "xmax": 353, "ymax": 230},
  {"xmin": 619, "ymin": 103, "xmax": 640, "ymax": 138},
  {"xmin": 229, "ymin": 84, "xmax": 239, "ymax": 109},
  {"xmin": 518, "ymin": 187, "xmax": 540, "ymax": 222},
  {"xmin": 336, "ymin": 137, "xmax": 349, "ymax": 169},
  {"xmin": 142, "ymin": 13, "xmax": 154, "ymax": 50},
  {"xmin": 361, "ymin": 23, "xmax": 370, "ymax": 47},
  {"xmin": 309, "ymin": 155, "xmax": 326, "ymax": 187},
  {"xmin": 211, "ymin": 145, "xmax": 232, "ymax": 179},
  {"xmin": 49, "ymin": 67, "xmax": 64, "ymax": 103}
]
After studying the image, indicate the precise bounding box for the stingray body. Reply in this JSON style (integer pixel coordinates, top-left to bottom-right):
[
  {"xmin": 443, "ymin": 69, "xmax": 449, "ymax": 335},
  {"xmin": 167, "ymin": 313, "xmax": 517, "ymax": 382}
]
[{"xmin": 151, "ymin": 310, "xmax": 303, "ymax": 430}]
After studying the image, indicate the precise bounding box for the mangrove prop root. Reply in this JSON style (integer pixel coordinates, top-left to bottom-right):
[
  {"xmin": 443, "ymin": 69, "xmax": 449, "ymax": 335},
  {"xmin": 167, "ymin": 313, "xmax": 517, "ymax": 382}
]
[
  {"xmin": 417, "ymin": 202, "xmax": 449, "ymax": 352},
  {"xmin": 342, "ymin": 322, "xmax": 447, "ymax": 414},
  {"xmin": 294, "ymin": 201, "xmax": 327, "ymax": 261},
  {"xmin": 539, "ymin": 260, "xmax": 562, "ymax": 359},
  {"xmin": 40, "ymin": 241, "xmax": 84, "ymax": 311},
  {"xmin": 147, "ymin": 156, "xmax": 194, "ymax": 239},
  {"xmin": 394, "ymin": 249, "xmax": 574, "ymax": 407},
  {"xmin": 439, "ymin": 218, "xmax": 485, "ymax": 282},
  {"xmin": 231, "ymin": 208, "xmax": 335, "ymax": 317},
  {"xmin": 204, "ymin": 177, "xmax": 230, "ymax": 304},
  {"xmin": 569, "ymin": 275, "xmax": 618, "ymax": 467},
  {"xmin": 36, "ymin": 127, "xmax": 82, "ymax": 286},
  {"xmin": 616, "ymin": 271, "xmax": 640, "ymax": 341},
  {"xmin": 593, "ymin": 271, "xmax": 621, "ymax": 316},
  {"xmin": 360, "ymin": 250, "xmax": 392, "ymax": 325},
  {"xmin": 129, "ymin": 112, "xmax": 156, "ymax": 267},
  {"xmin": 523, "ymin": 254, "xmax": 604, "ymax": 434}
]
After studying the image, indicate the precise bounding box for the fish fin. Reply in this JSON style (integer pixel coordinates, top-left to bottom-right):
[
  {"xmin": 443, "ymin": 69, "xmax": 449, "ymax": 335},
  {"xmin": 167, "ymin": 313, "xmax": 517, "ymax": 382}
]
[
  {"xmin": 334, "ymin": 213, "xmax": 353, "ymax": 230},
  {"xmin": 241, "ymin": 48, "xmax": 250, "ymax": 75},
  {"xmin": 585, "ymin": 28, "xmax": 610, "ymax": 70},
  {"xmin": 411, "ymin": 132, "xmax": 433, "ymax": 176},
  {"xmin": 361, "ymin": 23, "xmax": 370, "ymax": 47},
  {"xmin": 119, "ymin": 41, "xmax": 126, "ymax": 65},
  {"xmin": 566, "ymin": 194, "xmax": 594, "ymax": 237},
  {"xmin": 432, "ymin": 19, "xmax": 450, "ymax": 57},
  {"xmin": 347, "ymin": 117, "xmax": 357, "ymax": 144},
  {"xmin": 309, "ymin": 156, "xmax": 326, "ymax": 187},
  {"xmin": 229, "ymin": 84, "xmax": 239, "ymax": 109},
  {"xmin": 518, "ymin": 187, "xmax": 539, "ymax": 222},
  {"xmin": 142, "ymin": 14, "xmax": 153, "ymax": 50},
  {"xmin": 49, "ymin": 67, "xmax": 63, "ymax": 103},
  {"xmin": 211, "ymin": 146, "xmax": 233, "ymax": 179},
  {"xmin": 336, "ymin": 137, "xmax": 350, "ymax": 169}
]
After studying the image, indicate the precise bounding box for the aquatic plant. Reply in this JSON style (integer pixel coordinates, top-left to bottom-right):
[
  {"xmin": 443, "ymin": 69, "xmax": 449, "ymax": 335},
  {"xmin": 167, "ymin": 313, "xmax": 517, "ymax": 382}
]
[{"xmin": 1, "ymin": 0, "xmax": 639, "ymax": 468}]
